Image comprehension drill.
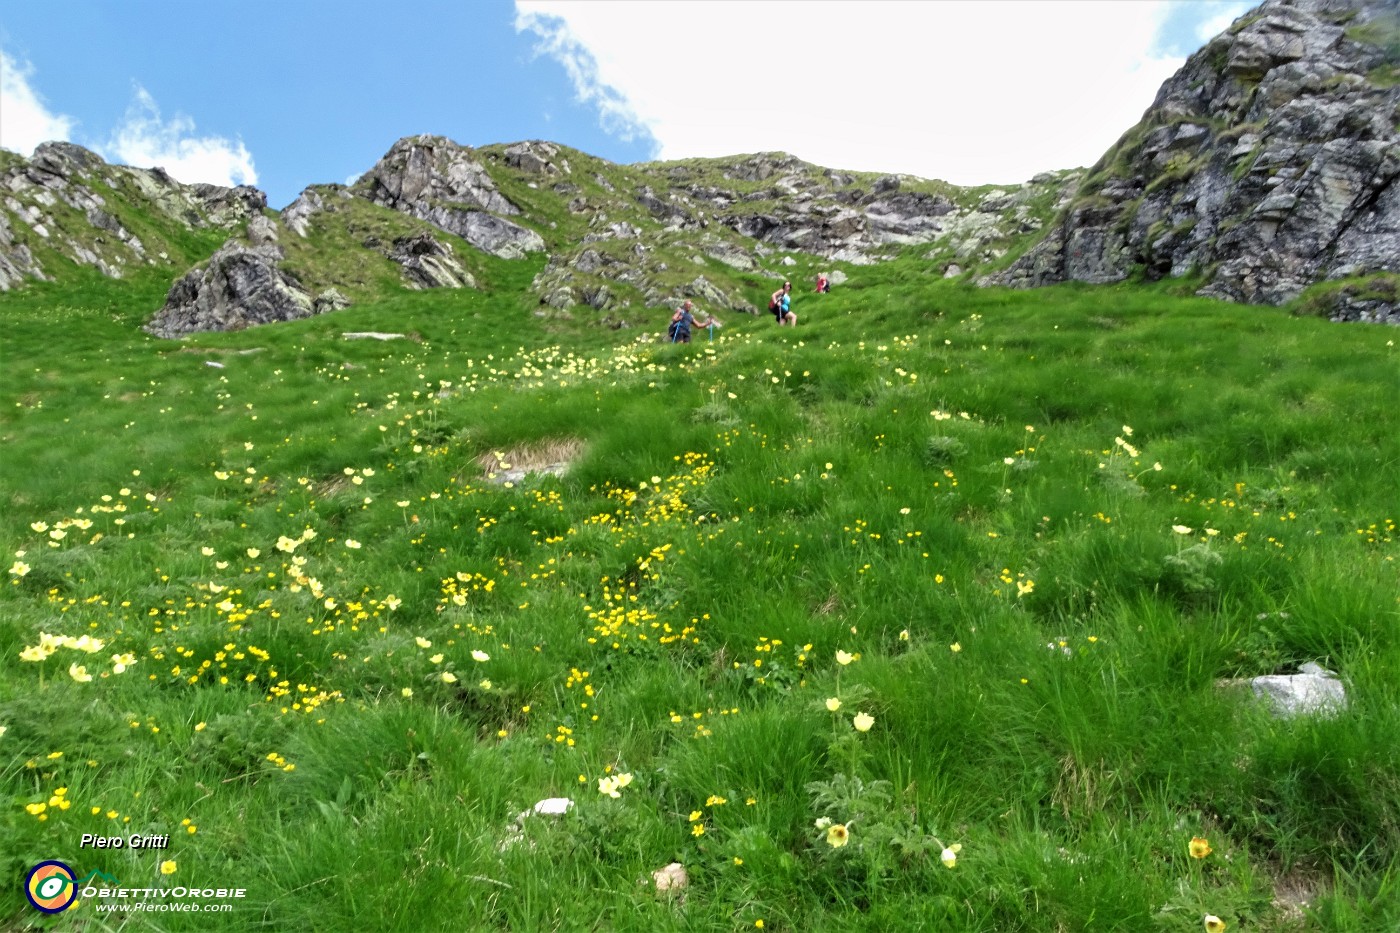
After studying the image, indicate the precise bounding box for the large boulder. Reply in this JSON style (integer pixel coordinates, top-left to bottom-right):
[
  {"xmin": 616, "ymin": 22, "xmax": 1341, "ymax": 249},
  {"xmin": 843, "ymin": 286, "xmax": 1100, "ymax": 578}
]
[{"xmin": 144, "ymin": 240, "xmax": 316, "ymax": 337}]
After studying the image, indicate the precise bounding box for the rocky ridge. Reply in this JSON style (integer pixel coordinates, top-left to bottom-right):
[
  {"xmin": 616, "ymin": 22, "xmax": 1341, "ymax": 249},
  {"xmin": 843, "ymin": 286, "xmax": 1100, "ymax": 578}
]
[
  {"xmin": 0, "ymin": 141, "xmax": 263, "ymax": 291},
  {"xmin": 3, "ymin": 0, "xmax": 1397, "ymax": 334},
  {"xmin": 989, "ymin": 0, "xmax": 1400, "ymax": 322}
]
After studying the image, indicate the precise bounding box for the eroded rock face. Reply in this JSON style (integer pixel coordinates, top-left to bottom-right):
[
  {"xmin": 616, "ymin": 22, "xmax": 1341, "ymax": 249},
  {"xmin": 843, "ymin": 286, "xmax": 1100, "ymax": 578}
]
[
  {"xmin": 145, "ymin": 240, "xmax": 316, "ymax": 338},
  {"xmin": 992, "ymin": 0, "xmax": 1399, "ymax": 317}
]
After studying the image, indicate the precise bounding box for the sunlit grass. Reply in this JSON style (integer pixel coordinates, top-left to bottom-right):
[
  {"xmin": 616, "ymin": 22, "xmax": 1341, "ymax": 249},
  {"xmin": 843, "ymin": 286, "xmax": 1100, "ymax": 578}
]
[{"xmin": 2, "ymin": 261, "xmax": 1397, "ymax": 930}]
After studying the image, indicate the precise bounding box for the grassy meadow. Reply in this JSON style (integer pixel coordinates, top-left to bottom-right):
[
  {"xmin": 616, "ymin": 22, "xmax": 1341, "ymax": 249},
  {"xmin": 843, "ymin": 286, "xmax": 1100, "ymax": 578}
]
[{"xmin": 2, "ymin": 256, "xmax": 1398, "ymax": 931}]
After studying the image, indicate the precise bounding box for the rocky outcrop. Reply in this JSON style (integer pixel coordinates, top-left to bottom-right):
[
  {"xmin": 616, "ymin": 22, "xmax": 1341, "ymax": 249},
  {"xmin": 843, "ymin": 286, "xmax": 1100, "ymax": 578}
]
[
  {"xmin": 359, "ymin": 135, "xmax": 545, "ymax": 258},
  {"xmin": 145, "ymin": 240, "xmax": 316, "ymax": 338},
  {"xmin": 990, "ymin": 0, "xmax": 1400, "ymax": 317},
  {"xmin": 386, "ymin": 233, "xmax": 475, "ymax": 289}
]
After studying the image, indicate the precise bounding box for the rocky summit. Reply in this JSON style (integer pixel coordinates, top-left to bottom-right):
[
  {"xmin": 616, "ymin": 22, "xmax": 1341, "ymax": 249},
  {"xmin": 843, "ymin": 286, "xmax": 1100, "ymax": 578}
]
[
  {"xmin": 1, "ymin": 0, "xmax": 1396, "ymax": 333},
  {"xmin": 990, "ymin": 0, "xmax": 1400, "ymax": 323}
]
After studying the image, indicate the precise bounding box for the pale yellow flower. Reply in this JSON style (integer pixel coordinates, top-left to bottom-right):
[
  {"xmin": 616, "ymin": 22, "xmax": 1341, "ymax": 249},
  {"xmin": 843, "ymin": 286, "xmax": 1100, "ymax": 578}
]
[
  {"xmin": 20, "ymin": 645, "xmax": 53, "ymax": 662},
  {"xmin": 68, "ymin": 663, "xmax": 93, "ymax": 683},
  {"xmin": 825, "ymin": 697, "xmax": 842, "ymax": 712},
  {"xmin": 401, "ymin": 688, "xmax": 413, "ymax": 698},
  {"xmin": 835, "ymin": 650, "xmax": 854, "ymax": 666},
  {"xmin": 440, "ymin": 672, "xmax": 457, "ymax": 684},
  {"xmin": 852, "ymin": 712, "xmax": 875, "ymax": 732},
  {"xmin": 415, "ymin": 637, "xmax": 432, "ymax": 649},
  {"xmin": 1172, "ymin": 525, "xmax": 1193, "ymax": 535},
  {"xmin": 1189, "ymin": 837, "xmax": 1212, "ymax": 859},
  {"xmin": 246, "ymin": 548, "xmax": 261, "ymax": 558},
  {"xmin": 9, "ymin": 560, "xmax": 30, "ymax": 577},
  {"xmin": 471, "ymin": 650, "xmax": 491, "ymax": 662},
  {"xmin": 941, "ymin": 843, "xmax": 962, "ymax": 868},
  {"xmin": 1203, "ymin": 915, "xmax": 1226, "ymax": 933},
  {"xmin": 825, "ymin": 823, "xmax": 850, "ymax": 848}
]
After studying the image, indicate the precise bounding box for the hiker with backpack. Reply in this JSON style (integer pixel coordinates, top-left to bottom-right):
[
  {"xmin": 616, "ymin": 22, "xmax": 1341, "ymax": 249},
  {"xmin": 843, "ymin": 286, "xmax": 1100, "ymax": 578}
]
[
  {"xmin": 668, "ymin": 299, "xmax": 716, "ymax": 343},
  {"xmin": 770, "ymin": 281, "xmax": 796, "ymax": 326}
]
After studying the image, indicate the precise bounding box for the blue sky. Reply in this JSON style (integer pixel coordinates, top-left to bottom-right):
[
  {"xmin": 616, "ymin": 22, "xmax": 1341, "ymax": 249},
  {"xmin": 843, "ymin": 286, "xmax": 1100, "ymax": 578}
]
[{"xmin": 1, "ymin": 0, "xmax": 1254, "ymax": 209}]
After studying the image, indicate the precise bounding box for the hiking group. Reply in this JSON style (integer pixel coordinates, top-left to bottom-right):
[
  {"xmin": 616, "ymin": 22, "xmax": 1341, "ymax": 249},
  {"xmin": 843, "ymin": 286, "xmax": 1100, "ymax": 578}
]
[{"xmin": 671, "ymin": 272, "xmax": 832, "ymax": 341}]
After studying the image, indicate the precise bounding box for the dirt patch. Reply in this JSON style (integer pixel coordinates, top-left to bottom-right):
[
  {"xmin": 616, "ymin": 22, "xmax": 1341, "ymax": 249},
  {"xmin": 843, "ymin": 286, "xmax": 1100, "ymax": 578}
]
[
  {"xmin": 474, "ymin": 438, "xmax": 584, "ymax": 484},
  {"xmin": 1272, "ymin": 866, "xmax": 1328, "ymax": 925}
]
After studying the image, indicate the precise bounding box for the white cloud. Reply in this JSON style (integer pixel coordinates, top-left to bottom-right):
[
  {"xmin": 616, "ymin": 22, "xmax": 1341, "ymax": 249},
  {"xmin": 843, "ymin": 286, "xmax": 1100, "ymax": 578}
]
[
  {"xmin": 515, "ymin": 1, "xmax": 1192, "ymax": 185},
  {"xmin": 104, "ymin": 87, "xmax": 258, "ymax": 187},
  {"xmin": 0, "ymin": 50, "xmax": 77, "ymax": 155},
  {"xmin": 515, "ymin": 9, "xmax": 653, "ymax": 147}
]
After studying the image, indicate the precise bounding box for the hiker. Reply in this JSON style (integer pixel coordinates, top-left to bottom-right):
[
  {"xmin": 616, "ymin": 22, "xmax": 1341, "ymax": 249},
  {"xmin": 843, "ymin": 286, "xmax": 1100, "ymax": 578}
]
[
  {"xmin": 668, "ymin": 299, "xmax": 716, "ymax": 343},
  {"xmin": 815, "ymin": 273, "xmax": 830, "ymax": 293},
  {"xmin": 770, "ymin": 281, "xmax": 796, "ymax": 326}
]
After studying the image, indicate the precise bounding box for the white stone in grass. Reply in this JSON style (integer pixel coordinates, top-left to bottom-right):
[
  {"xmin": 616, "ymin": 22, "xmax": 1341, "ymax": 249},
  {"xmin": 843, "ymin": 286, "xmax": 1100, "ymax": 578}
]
[
  {"xmin": 652, "ymin": 862, "xmax": 688, "ymax": 893},
  {"xmin": 1250, "ymin": 663, "xmax": 1347, "ymax": 718},
  {"xmin": 532, "ymin": 797, "xmax": 573, "ymax": 817},
  {"xmin": 204, "ymin": 360, "xmax": 225, "ymax": 368},
  {"xmin": 341, "ymin": 332, "xmax": 406, "ymax": 341}
]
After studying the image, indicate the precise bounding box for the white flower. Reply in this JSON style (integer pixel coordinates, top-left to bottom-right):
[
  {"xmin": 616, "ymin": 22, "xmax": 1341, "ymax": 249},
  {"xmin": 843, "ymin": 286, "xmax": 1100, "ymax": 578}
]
[
  {"xmin": 471, "ymin": 650, "xmax": 490, "ymax": 662},
  {"xmin": 941, "ymin": 843, "xmax": 962, "ymax": 868}
]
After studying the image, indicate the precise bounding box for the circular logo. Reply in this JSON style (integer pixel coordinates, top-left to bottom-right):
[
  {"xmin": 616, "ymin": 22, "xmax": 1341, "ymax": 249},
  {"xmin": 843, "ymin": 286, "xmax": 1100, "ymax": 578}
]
[{"xmin": 25, "ymin": 860, "xmax": 78, "ymax": 913}]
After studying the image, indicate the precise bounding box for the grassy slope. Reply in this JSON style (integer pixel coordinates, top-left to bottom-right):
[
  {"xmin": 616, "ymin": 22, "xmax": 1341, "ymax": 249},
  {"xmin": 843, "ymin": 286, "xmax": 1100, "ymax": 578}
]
[{"xmin": 1, "ymin": 257, "xmax": 1397, "ymax": 931}]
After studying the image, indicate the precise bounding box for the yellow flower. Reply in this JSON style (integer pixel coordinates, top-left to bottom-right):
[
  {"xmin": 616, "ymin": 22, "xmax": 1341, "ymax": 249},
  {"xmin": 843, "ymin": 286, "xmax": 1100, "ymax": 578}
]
[
  {"xmin": 415, "ymin": 637, "xmax": 432, "ymax": 649},
  {"xmin": 20, "ymin": 645, "xmax": 53, "ymax": 662},
  {"xmin": 26, "ymin": 802, "xmax": 47, "ymax": 815},
  {"xmin": 1172, "ymin": 525, "xmax": 1193, "ymax": 535},
  {"xmin": 1203, "ymin": 915, "xmax": 1226, "ymax": 933},
  {"xmin": 689, "ymin": 810, "xmax": 703, "ymax": 822},
  {"xmin": 825, "ymin": 823, "xmax": 850, "ymax": 848},
  {"xmin": 68, "ymin": 663, "xmax": 93, "ymax": 683},
  {"xmin": 898, "ymin": 629, "xmax": 909, "ymax": 641},
  {"xmin": 160, "ymin": 860, "xmax": 177, "ymax": 875},
  {"xmin": 825, "ymin": 697, "xmax": 841, "ymax": 712},
  {"xmin": 9, "ymin": 560, "xmax": 29, "ymax": 576},
  {"xmin": 194, "ymin": 722, "xmax": 207, "ymax": 732},
  {"xmin": 440, "ymin": 672, "xmax": 457, "ymax": 684},
  {"xmin": 835, "ymin": 650, "xmax": 854, "ymax": 666},
  {"xmin": 429, "ymin": 653, "xmax": 444, "ymax": 664},
  {"xmin": 1189, "ymin": 836, "xmax": 1212, "ymax": 859},
  {"xmin": 471, "ymin": 650, "xmax": 491, "ymax": 662},
  {"xmin": 401, "ymin": 687, "xmax": 413, "ymax": 698},
  {"xmin": 246, "ymin": 548, "xmax": 261, "ymax": 558},
  {"xmin": 691, "ymin": 823, "xmax": 705, "ymax": 837},
  {"xmin": 111, "ymin": 653, "xmax": 137, "ymax": 674},
  {"xmin": 852, "ymin": 712, "xmax": 875, "ymax": 732},
  {"xmin": 950, "ymin": 642, "xmax": 962, "ymax": 653},
  {"xmin": 598, "ymin": 776, "xmax": 621, "ymax": 798},
  {"xmin": 941, "ymin": 843, "xmax": 962, "ymax": 868}
]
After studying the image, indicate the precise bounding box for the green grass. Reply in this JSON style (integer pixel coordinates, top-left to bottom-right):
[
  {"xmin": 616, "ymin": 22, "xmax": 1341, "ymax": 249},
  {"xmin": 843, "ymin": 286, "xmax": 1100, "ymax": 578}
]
[{"xmin": 2, "ymin": 258, "xmax": 1398, "ymax": 931}]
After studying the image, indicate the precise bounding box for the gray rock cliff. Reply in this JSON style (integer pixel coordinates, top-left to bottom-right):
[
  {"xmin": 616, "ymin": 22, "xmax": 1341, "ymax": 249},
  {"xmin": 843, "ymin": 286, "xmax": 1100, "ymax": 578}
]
[{"xmin": 990, "ymin": 0, "xmax": 1399, "ymax": 321}]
